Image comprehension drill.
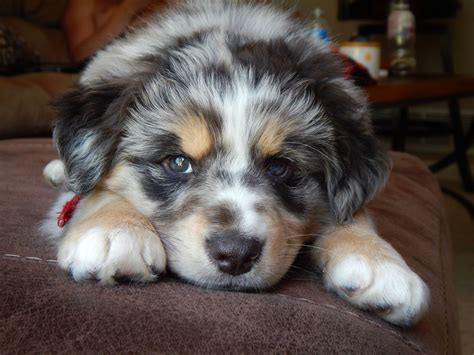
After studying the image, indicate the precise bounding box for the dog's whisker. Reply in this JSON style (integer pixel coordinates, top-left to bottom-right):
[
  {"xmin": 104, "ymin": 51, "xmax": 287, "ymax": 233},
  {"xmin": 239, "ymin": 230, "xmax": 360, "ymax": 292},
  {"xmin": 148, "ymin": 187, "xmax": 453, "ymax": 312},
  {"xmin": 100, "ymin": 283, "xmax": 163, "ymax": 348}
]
[
  {"xmin": 288, "ymin": 264, "xmax": 319, "ymax": 277},
  {"xmin": 285, "ymin": 243, "xmax": 331, "ymax": 252},
  {"xmin": 296, "ymin": 250, "xmax": 325, "ymax": 255},
  {"xmin": 284, "ymin": 233, "xmax": 327, "ymax": 239}
]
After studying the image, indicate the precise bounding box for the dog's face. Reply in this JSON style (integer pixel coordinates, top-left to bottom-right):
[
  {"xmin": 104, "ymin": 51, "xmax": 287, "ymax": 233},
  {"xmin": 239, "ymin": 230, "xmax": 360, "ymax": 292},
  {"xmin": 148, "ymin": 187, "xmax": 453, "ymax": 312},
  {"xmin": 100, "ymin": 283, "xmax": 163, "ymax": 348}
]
[
  {"xmin": 54, "ymin": 3, "xmax": 388, "ymax": 290},
  {"xmin": 107, "ymin": 72, "xmax": 330, "ymax": 289}
]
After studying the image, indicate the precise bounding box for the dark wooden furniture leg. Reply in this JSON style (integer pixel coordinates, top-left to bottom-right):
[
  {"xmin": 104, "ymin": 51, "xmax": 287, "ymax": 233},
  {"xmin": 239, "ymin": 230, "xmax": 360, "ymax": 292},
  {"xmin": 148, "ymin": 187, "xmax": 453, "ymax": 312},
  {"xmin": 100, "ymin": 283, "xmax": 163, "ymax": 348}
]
[
  {"xmin": 392, "ymin": 107, "xmax": 409, "ymax": 151},
  {"xmin": 430, "ymin": 99, "xmax": 474, "ymax": 191},
  {"xmin": 448, "ymin": 99, "xmax": 473, "ymax": 191}
]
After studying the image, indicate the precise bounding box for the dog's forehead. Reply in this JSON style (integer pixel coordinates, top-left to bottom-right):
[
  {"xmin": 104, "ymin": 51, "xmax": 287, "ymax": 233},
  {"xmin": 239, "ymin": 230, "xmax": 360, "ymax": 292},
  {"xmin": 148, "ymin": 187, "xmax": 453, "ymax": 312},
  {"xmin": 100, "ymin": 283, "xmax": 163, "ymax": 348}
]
[
  {"xmin": 218, "ymin": 86, "xmax": 290, "ymax": 170},
  {"xmin": 125, "ymin": 73, "xmax": 327, "ymax": 165}
]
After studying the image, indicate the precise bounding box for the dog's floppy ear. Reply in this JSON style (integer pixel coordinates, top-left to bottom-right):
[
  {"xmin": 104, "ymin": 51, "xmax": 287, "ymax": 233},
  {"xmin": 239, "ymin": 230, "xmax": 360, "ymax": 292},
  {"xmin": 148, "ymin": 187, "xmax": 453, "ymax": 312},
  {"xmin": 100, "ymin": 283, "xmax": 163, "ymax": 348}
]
[
  {"xmin": 320, "ymin": 80, "xmax": 391, "ymax": 224},
  {"xmin": 327, "ymin": 126, "xmax": 390, "ymax": 224},
  {"xmin": 53, "ymin": 81, "xmax": 132, "ymax": 195}
]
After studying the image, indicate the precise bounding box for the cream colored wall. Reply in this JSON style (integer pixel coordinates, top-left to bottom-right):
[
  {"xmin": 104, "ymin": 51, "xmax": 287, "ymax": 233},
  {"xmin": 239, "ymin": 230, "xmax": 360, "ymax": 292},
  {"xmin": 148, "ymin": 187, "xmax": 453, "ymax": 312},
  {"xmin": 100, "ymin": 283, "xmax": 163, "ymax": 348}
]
[{"xmin": 450, "ymin": 0, "xmax": 474, "ymax": 75}]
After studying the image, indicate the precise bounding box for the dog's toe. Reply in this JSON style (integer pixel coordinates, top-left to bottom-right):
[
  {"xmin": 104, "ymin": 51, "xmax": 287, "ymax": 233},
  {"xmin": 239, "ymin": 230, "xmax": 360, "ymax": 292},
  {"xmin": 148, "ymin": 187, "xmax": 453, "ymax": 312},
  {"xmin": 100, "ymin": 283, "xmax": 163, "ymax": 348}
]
[{"xmin": 327, "ymin": 255, "xmax": 373, "ymax": 295}]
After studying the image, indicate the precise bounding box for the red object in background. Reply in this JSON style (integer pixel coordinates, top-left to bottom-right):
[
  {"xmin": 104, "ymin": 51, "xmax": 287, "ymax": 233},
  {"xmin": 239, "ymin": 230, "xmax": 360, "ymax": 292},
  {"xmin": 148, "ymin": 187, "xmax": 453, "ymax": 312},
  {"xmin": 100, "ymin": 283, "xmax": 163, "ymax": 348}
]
[
  {"xmin": 57, "ymin": 194, "xmax": 81, "ymax": 228},
  {"xmin": 332, "ymin": 47, "xmax": 377, "ymax": 86}
]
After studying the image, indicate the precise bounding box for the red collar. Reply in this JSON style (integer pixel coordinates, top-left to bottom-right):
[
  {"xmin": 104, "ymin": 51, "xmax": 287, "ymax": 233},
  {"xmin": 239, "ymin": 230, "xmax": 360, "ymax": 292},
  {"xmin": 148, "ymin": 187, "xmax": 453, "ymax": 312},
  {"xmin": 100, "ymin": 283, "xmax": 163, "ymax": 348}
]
[{"xmin": 57, "ymin": 194, "xmax": 81, "ymax": 228}]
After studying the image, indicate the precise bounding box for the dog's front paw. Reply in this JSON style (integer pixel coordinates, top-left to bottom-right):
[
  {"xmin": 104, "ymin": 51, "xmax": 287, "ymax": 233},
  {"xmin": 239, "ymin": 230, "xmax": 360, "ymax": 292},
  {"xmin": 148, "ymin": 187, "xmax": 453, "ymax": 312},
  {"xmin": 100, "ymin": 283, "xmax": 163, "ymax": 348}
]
[
  {"xmin": 323, "ymin": 251, "xmax": 429, "ymax": 326},
  {"xmin": 58, "ymin": 224, "xmax": 166, "ymax": 285}
]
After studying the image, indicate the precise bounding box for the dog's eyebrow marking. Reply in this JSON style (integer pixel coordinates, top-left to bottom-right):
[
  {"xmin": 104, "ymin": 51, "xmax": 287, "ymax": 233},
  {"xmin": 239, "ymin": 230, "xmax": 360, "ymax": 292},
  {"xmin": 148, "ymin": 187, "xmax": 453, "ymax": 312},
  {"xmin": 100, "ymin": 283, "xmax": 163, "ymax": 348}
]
[
  {"xmin": 255, "ymin": 121, "xmax": 286, "ymax": 157},
  {"xmin": 176, "ymin": 114, "xmax": 214, "ymax": 160}
]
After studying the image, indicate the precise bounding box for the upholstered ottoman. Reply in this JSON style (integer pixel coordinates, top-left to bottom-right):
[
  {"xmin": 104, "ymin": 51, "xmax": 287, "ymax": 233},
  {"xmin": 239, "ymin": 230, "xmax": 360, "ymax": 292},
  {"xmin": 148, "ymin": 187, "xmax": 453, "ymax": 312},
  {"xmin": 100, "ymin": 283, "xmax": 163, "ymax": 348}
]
[{"xmin": 0, "ymin": 139, "xmax": 460, "ymax": 353}]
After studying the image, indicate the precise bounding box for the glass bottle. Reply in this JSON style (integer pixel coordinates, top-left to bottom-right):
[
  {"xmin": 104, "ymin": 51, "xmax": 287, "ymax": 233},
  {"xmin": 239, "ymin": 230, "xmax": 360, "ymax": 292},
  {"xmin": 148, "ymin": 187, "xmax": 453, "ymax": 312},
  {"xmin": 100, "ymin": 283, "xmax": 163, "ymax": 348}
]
[{"xmin": 387, "ymin": 0, "xmax": 416, "ymax": 76}]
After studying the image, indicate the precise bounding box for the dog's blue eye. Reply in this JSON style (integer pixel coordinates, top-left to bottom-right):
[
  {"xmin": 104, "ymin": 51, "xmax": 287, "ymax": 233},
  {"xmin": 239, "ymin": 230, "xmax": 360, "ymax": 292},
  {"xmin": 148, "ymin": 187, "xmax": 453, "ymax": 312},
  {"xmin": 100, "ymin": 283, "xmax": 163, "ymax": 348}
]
[
  {"xmin": 167, "ymin": 155, "xmax": 193, "ymax": 174},
  {"xmin": 266, "ymin": 159, "xmax": 290, "ymax": 179}
]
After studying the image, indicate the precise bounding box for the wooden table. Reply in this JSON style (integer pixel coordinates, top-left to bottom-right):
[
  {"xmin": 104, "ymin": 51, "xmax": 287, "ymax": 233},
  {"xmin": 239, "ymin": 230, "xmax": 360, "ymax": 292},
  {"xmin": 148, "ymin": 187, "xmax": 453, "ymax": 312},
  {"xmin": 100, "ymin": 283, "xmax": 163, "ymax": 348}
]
[
  {"xmin": 365, "ymin": 76, "xmax": 474, "ymax": 108},
  {"xmin": 363, "ymin": 75, "xmax": 474, "ymax": 192}
]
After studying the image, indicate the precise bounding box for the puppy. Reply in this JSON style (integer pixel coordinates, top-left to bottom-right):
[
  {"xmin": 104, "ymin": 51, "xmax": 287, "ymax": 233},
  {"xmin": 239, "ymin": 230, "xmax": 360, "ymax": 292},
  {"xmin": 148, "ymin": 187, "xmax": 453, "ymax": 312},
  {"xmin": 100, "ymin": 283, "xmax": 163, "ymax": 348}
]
[{"xmin": 42, "ymin": 0, "xmax": 429, "ymax": 326}]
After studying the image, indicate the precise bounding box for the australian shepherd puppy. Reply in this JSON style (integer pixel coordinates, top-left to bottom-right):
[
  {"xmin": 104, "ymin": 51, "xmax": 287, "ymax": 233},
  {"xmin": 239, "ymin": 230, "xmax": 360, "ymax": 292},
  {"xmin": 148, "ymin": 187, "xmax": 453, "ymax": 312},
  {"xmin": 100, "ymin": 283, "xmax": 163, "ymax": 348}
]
[{"xmin": 42, "ymin": 0, "xmax": 428, "ymax": 326}]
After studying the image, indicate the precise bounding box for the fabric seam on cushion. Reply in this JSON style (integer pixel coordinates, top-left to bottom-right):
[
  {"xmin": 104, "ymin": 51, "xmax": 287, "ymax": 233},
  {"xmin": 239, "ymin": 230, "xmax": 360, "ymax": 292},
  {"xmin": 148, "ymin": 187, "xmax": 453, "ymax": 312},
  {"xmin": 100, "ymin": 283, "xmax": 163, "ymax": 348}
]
[
  {"xmin": 0, "ymin": 144, "xmax": 53, "ymax": 149},
  {"xmin": 274, "ymin": 293, "xmax": 425, "ymax": 354},
  {"xmin": 2, "ymin": 253, "xmax": 57, "ymax": 264}
]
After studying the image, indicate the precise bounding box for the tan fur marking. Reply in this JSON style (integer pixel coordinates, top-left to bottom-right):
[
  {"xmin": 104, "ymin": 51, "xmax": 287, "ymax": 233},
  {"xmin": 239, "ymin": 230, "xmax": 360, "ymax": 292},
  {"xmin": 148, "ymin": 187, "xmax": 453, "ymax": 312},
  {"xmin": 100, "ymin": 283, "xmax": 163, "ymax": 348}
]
[
  {"xmin": 256, "ymin": 122, "xmax": 286, "ymax": 156},
  {"xmin": 176, "ymin": 114, "xmax": 213, "ymax": 160},
  {"xmin": 316, "ymin": 211, "xmax": 385, "ymax": 267},
  {"xmin": 266, "ymin": 209, "xmax": 309, "ymax": 272},
  {"xmin": 184, "ymin": 213, "xmax": 208, "ymax": 242},
  {"xmin": 155, "ymin": 212, "xmax": 208, "ymax": 246},
  {"xmin": 100, "ymin": 163, "xmax": 157, "ymax": 217},
  {"xmin": 102, "ymin": 163, "xmax": 127, "ymax": 185},
  {"xmin": 69, "ymin": 189, "xmax": 156, "ymax": 239}
]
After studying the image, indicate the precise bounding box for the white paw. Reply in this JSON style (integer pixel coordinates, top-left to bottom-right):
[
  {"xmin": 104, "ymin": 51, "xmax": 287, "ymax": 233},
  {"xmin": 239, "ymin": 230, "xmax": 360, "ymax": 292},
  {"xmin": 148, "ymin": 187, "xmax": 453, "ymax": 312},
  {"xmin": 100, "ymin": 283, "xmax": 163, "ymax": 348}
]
[
  {"xmin": 324, "ymin": 254, "xmax": 429, "ymax": 326},
  {"xmin": 43, "ymin": 160, "xmax": 66, "ymax": 188},
  {"xmin": 58, "ymin": 225, "xmax": 166, "ymax": 285}
]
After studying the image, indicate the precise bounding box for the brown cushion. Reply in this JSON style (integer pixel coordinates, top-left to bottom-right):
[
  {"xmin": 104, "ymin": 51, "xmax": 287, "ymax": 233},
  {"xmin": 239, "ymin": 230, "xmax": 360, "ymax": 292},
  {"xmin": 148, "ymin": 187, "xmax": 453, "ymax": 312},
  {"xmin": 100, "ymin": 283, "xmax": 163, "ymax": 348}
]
[
  {"xmin": 0, "ymin": 17, "xmax": 70, "ymax": 65},
  {"xmin": 0, "ymin": 0, "xmax": 67, "ymax": 27},
  {"xmin": 0, "ymin": 138, "xmax": 460, "ymax": 353},
  {"xmin": 0, "ymin": 73, "xmax": 78, "ymax": 138}
]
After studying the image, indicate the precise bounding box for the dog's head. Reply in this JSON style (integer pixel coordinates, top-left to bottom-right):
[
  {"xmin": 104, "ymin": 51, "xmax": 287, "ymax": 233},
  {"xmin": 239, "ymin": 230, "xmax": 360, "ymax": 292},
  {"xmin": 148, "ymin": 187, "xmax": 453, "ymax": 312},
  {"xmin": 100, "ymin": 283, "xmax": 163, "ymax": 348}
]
[{"xmin": 54, "ymin": 2, "xmax": 389, "ymax": 290}]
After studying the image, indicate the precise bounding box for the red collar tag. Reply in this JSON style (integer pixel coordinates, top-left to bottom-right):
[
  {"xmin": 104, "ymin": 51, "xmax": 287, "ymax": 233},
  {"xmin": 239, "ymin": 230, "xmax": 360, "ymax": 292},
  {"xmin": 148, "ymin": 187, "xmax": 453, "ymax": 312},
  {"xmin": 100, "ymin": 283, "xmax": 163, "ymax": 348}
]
[{"xmin": 57, "ymin": 194, "xmax": 81, "ymax": 228}]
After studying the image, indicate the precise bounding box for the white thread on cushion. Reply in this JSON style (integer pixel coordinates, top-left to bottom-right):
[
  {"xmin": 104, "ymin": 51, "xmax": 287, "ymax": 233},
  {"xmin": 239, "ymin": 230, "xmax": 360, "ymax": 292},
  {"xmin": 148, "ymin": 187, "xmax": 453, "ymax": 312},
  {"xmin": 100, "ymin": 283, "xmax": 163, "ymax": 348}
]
[{"xmin": 2, "ymin": 253, "xmax": 57, "ymax": 264}]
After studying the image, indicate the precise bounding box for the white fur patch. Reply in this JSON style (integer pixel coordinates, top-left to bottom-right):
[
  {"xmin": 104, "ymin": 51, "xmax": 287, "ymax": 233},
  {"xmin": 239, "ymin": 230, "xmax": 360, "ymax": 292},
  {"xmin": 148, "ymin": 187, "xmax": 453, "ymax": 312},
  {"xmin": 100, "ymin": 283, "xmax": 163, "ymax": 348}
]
[
  {"xmin": 39, "ymin": 191, "xmax": 76, "ymax": 240},
  {"xmin": 215, "ymin": 183, "xmax": 266, "ymax": 237},
  {"xmin": 42, "ymin": 160, "xmax": 66, "ymax": 188}
]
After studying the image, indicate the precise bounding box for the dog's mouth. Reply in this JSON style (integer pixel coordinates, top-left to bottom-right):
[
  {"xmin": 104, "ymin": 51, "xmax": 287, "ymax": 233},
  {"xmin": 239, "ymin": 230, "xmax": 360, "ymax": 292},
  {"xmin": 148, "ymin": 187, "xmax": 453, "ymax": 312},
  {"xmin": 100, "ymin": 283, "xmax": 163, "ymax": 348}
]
[{"xmin": 164, "ymin": 250, "xmax": 269, "ymax": 291}]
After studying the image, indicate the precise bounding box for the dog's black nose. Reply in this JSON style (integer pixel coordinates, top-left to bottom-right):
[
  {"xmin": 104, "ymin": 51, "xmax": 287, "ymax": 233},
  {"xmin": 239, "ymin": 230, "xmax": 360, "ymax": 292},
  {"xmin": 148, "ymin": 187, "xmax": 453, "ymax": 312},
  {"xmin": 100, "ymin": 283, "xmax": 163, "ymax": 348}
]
[{"xmin": 207, "ymin": 236, "xmax": 262, "ymax": 276}]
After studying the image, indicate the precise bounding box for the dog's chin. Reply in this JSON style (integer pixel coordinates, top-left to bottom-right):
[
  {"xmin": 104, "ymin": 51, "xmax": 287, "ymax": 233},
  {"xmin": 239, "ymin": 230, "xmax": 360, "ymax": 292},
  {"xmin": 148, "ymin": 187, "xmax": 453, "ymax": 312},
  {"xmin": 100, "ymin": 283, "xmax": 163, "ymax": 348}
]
[
  {"xmin": 167, "ymin": 263, "xmax": 287, "ymax": 292},
  {"xmin": 176, "ymin": 273, "xmax": 276, "ymax": 292}
]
